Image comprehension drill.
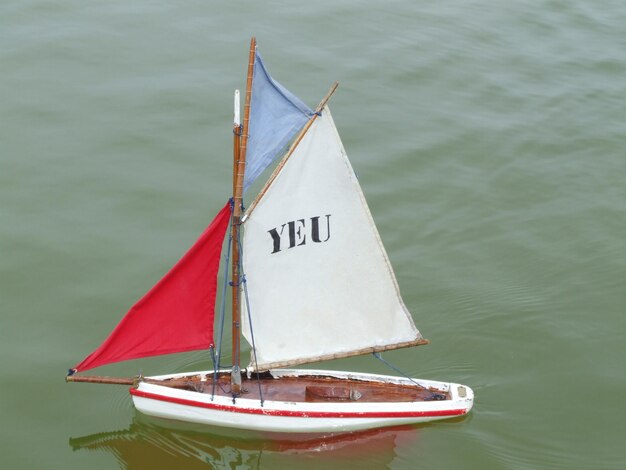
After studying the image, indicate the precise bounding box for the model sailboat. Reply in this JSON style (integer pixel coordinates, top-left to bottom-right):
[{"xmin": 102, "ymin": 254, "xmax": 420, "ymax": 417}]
[{"xmin": 67, "ymin": 38, "xmax": 474, "ymax": 433}]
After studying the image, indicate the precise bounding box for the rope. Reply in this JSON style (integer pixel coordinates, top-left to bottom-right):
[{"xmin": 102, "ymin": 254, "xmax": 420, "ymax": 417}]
[
  {"xmin": 212, "ymin": 208, "xmax": 233, "ymax": 400},
  {"xmin": 237, "ymin": 237, "xmax": 264, "ymax": 407},
  {"xmin": 372, "ymin": 352, "xmax": 445, "ymax": 400},
  {"xmin": 215, "ymin": 212, "xmax": 233, "ymax": 369},
  {"xmin": 209, "ymin": 345, "xmax": 217, "ymax": 401}
]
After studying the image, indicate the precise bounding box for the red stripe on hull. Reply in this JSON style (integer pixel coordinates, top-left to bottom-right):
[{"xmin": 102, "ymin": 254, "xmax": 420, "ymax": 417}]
[{"xmin": 130, "ymin": 388, "xmax": 468, "ymax": 419}]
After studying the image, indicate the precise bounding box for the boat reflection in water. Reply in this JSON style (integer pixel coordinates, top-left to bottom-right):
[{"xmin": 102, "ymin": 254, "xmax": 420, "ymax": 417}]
[{"xmin": 69, "ymin": 413, "xmax": 433, "ymax": 469}]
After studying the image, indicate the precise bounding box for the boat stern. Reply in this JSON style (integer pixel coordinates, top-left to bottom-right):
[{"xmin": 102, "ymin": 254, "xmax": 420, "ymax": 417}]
[{"xmin": 449, "ymin": 382, "xmax": 474, "ymax": 415}]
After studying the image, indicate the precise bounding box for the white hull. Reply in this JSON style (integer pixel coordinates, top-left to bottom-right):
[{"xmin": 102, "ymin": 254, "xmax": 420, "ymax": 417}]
[{"xmin": 131, "ymin": 369, "xmax": 473, "ymax": 433}]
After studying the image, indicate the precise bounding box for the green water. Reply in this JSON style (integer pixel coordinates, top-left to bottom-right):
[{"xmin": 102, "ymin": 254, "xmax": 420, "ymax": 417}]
[{"xmin": 2, "ymin": 1, "xmax": 625, "ymax": 468}]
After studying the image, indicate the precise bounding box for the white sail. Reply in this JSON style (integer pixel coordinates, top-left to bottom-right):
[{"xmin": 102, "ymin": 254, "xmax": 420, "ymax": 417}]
[{"xmin": 241, "ymin": 107, "xmax": 422, "ymax": 370}]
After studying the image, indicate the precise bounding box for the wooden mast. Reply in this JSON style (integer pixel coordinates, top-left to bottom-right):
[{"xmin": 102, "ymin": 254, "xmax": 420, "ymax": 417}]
[
  {"xmin": 232, "ymin": 90, "xmax": 240, "ymax": 198},
  {"xmin": 231, "ymin": 37, "xmax": 256, "ymax": 393}
]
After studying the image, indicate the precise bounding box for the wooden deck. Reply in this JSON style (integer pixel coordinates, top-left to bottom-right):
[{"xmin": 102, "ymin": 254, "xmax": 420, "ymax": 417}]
[{"xmin": 157, "ymin": 373, "xmax": 450, "ymax": 403}]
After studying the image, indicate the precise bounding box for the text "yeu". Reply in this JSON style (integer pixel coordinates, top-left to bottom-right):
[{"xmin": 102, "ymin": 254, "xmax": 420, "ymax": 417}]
[{"xmin": 268, "ymin": 214, "xmax": 331, "ymax": 254}]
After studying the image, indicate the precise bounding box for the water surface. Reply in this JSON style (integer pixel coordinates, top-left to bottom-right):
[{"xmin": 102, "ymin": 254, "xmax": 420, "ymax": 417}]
[{"xmin": 2, "ymin": 1, "xmax": 625, "ymax": 468}]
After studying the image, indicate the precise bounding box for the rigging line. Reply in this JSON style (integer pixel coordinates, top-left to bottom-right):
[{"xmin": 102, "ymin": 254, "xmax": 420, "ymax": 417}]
[
  {"xmin": 237, "ymin": 237, "xmax": 264, "ymax": 407},
  {"xmin": 216, "ymin": 210, "xmax": 234, "ymax": 368},
  {"xmin": 213, "ymin": 212, "xmax": 233, "ymax": 400},
  {"xmin": 209, "ymin": 345, "xmax": 217, "ymax": 401},
  {"xmin": 372, "ymin": 352, "xmax": 445, "ymax": 400}
]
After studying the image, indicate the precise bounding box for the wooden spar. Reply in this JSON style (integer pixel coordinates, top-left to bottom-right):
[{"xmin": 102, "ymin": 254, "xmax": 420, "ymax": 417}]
[
  {"xmin": 245, "ymin": 81, "xmax": 339, "ymax": 217},
  {"xmin": 231, "ymin": 37, "xmax": 256, "ymax": 392},
  {"xmin": 232, "ymin": 89, "xmax": 241, "ymax": 194},
  {"xmin": 249, "ymin": 338, "xmax": 430, "ymax": 372},
  {"xmin": 230, "ymin": 89, "xmax": 242, "ymax": 382},
  {"xmin": 65, "ymin": 375, "xmax": 211, "ymax": 389},
  {"xmin": 66, "ymin": 375, "xmax": 135, "ymax": 386}
]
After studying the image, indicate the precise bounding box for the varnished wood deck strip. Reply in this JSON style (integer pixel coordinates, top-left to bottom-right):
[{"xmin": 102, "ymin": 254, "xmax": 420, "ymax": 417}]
[{"xmin": 159, "ymin": 374, "xmax": 450, "ymax": 403}]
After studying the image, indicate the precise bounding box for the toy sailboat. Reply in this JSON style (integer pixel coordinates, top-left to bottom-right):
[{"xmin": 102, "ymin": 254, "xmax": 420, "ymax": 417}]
[{"xmin": 67, "ymin": 38, "xmax": 474, "ymax": 433}]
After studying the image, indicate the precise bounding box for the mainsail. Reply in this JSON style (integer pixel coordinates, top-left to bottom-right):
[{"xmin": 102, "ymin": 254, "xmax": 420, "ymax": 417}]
[
  {"xmin": 73, "ymin": 203, "xmax": 231, "ymax": 372},
  {"xmin": 241, "ymin": 107, "xmax": 423, "ymax": 371}
]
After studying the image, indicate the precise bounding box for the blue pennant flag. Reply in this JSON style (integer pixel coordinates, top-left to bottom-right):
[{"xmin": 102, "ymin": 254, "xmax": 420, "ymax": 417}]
[{"xmin": 244, "ymin": 51, "xmax": 314, "ymax": 193}]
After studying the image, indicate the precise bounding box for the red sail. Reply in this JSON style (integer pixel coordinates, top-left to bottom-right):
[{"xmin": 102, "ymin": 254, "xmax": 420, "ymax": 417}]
[{"xmin": 74, "ymin": 202, "xmax": 231, "ymax": 373}]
